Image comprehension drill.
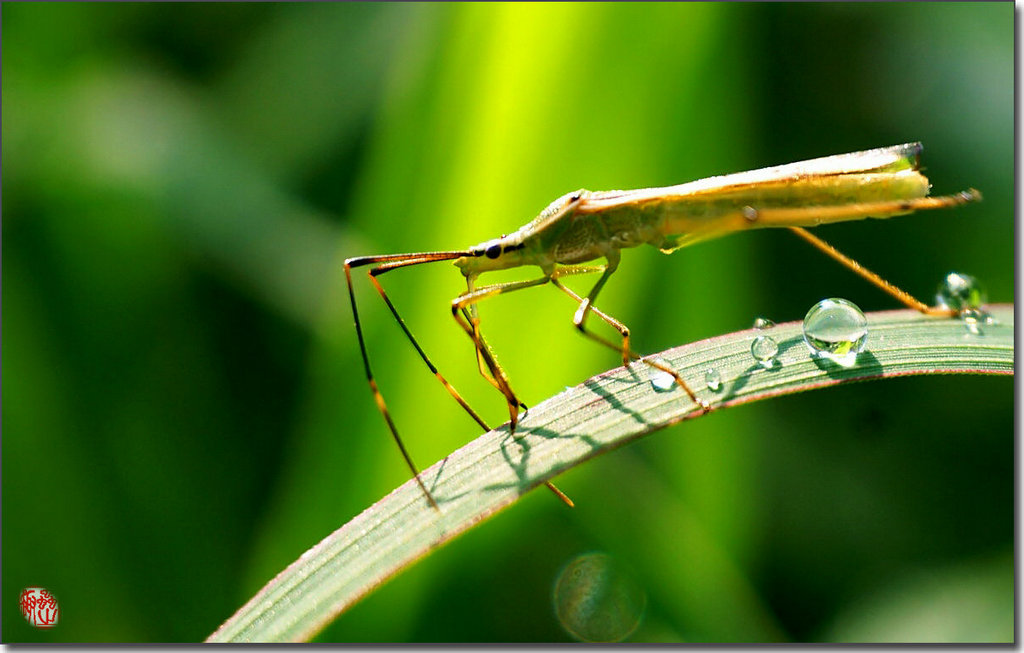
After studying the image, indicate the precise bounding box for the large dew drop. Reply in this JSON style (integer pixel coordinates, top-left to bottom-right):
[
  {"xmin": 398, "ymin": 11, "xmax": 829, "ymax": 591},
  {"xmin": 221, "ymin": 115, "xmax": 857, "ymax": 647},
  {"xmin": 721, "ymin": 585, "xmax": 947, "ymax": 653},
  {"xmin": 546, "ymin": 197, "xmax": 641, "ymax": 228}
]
[
  {"xmin": 936, "ymin": 272, "xmax": 987, "ymax": 312},
  {"xmin": 802, "ymin": 298, "xmax": 868, "ymax": 367}
]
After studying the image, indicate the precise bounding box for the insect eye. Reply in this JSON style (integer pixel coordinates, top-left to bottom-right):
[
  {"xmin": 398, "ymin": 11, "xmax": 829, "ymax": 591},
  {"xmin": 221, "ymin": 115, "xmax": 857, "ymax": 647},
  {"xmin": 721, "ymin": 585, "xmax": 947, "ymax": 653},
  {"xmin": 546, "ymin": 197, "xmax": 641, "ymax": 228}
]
[{"xmin": 485, "ymin": 243, "xmax": 502, "ymax": 259}]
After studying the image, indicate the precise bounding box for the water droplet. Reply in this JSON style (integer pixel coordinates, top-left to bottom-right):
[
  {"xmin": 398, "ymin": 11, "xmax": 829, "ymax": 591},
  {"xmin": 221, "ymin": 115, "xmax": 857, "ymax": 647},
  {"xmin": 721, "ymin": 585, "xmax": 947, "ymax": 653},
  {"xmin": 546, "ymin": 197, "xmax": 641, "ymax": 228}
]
[
  {"xmin": 960, "ymin": 308, "xmax": 988, "ymax": 335},
  {"xmin": 750, "ymin": 335, "xmax": 779, "ymax": 368},
  {"xmin": 752, "ymin": 316, "xmax": 775, "ymax": 330},
  {"xmin": 648, "ymin": 358, "xmax": 675, "ymax": 392},
  {"xmin": 936, "ymin": 272, "xmax": 987, "ymax": 311},
  {"xmin": 802, "ymin": 298, "xmax": 868, "ymax": 367},
  {"xmin": 704, "ymin": 368, "xmax": 722, "ymax": 392},
  {"xmin": 742, "ymin": 205, "xmax": 759, "ymax": 222},
  {"xmin": 553, "ymin": 553, "xmax": 646, "ymax": 643}
]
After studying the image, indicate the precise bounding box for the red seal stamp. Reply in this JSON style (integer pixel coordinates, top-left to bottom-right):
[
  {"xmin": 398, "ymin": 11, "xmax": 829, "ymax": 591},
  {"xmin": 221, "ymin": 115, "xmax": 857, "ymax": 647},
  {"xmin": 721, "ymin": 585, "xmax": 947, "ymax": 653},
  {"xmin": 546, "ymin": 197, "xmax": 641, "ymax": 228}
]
[{"xmin": 20, "ymin": 587, "xmax": 59, "ymax": 629}]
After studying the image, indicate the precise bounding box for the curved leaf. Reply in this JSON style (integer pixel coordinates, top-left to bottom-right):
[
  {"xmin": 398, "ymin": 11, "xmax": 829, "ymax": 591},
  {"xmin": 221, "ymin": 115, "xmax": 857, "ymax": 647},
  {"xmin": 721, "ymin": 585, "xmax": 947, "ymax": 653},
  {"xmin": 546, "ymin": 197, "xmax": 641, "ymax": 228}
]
[{"xmin": 209, "ymin": 304, "xmax": 1014, "ymax": 642}]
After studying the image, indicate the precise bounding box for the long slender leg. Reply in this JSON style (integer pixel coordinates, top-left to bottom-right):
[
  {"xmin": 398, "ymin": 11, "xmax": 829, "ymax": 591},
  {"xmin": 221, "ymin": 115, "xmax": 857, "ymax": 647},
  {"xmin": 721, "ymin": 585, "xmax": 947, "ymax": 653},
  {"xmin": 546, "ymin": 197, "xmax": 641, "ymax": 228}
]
[
  {"xmin": 347, "ymin": 255, "xmax": 572, "ymax": 508},
  {"xmin": 449, "ymin": 275, "xmax": 576, "ymax": 505},
  {"xmin": 451, "ymin": 275, "xmax": 553, "ymax": 430},
  {"xmin": 451, "ymin": 265, "xmax": 640, "ymax": 399},
  {"xmin": 787, "ymin": 227, "xmax": 956, "ymax": 317},
  {"xmin": 459, "ymin": 306, "xmax": 515, "ymax": 398},
  {"xmin": 550, "ymin": 265, "xmax": 633, "ymax": 366},
  {"xmin": 549, "ymin": 257, "xmax": 707, "ymax": 410},
  {"xmin": 750, "ymin": 190, "xmax": 978, "ymax": 316},
  {"xmin": 364, "ymin": 272, "xmax": 491, "ymax": 432}
]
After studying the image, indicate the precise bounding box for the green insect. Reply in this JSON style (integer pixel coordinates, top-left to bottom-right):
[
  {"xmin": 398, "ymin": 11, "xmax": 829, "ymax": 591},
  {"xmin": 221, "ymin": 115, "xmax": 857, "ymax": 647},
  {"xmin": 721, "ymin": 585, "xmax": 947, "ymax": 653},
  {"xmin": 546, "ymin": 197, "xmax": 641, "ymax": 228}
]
[{"xmin": 345, "ymin": 142, "xmax": 980, "ymax": 509}]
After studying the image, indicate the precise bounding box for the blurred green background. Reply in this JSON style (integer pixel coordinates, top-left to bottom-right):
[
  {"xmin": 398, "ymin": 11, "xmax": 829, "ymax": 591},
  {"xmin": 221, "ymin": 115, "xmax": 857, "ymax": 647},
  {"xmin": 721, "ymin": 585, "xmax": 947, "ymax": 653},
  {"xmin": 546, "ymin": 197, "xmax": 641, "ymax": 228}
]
[{"xmin": 3, "ymin": 2, "xmax": 1013, "ymax": 643}]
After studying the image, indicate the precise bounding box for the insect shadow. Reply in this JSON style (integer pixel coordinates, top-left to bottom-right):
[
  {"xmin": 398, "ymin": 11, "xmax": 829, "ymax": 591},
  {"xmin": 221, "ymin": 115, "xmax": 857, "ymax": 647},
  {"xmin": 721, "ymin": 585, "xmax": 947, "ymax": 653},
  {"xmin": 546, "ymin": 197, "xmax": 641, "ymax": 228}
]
[{"xmin": 461, "ymin": 335, "xmax": 887, "ymax": 502}]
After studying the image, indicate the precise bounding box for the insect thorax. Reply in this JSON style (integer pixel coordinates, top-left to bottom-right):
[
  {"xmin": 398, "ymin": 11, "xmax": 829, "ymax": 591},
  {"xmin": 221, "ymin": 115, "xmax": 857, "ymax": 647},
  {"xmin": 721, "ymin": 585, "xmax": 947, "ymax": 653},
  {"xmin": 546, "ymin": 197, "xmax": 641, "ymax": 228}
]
[{"xmin": 549, "ymin": 205, "xmax": 659, "ymax": 264}]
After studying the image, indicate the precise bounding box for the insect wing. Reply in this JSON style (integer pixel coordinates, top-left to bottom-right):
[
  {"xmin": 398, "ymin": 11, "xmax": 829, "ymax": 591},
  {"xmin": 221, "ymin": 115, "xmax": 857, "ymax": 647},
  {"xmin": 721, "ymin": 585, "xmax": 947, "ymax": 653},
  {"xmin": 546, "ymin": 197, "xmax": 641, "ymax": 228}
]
[{"xmin": 578, "ymin": 143, "xmax": 924, "ymax": 212}]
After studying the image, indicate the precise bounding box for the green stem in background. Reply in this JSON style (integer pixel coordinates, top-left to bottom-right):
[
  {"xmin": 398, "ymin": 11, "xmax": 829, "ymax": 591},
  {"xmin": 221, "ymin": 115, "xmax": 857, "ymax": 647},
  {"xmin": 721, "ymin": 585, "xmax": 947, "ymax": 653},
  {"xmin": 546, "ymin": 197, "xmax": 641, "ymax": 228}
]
[{"xmin": 209, "ymin": 304, "xmax": 1013, "ymax": 643}]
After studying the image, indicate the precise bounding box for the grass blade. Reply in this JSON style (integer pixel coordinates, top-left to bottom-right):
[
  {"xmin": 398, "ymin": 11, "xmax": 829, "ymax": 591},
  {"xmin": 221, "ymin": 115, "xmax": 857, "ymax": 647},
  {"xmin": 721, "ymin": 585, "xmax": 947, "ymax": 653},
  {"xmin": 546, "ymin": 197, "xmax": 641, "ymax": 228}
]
[{"xmin": 209, "ymin": 304, "xmax": 1013, "ymax": 642}]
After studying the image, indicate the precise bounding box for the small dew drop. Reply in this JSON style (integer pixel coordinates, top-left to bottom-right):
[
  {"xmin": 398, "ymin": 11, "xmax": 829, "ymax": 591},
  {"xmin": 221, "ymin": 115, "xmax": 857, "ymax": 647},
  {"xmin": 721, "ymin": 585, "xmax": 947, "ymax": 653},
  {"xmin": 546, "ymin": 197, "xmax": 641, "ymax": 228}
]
[
  {"xmin": 960, "ymin": 308, "xmax": 987, "ymax": 335},
  {"xmin": 648, "ymin": 358, "xmax": 675, "ymax": 392},
  {"xmin": 742, "ymin": 205, "xmax": 759, "ymax": 222},
  {"xmin": 752, "ymin": 316, "xmax": 775, "ymax": 330},
  {"xmin": 704, "ymin": 368, "xmax": 722, "ymax": 392},
  {"xmin": 802, "ymin": 298, "xmax": 868, "ymax": 367},
  {"xmin": 750, "ymin": 335, "xmax": 779, "ymax": 368},
  {"xmin": 936, "ymin": 272, "xmax": 987, "ymax": 311}
]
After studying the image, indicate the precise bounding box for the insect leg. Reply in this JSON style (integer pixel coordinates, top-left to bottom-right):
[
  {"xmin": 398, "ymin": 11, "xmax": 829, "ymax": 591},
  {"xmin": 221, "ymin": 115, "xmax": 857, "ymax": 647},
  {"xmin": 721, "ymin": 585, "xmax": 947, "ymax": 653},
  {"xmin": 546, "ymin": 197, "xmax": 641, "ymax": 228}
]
[
  {"xmin": 449, "ymin": 274, "xmax": 575, "ymax": 506},
  {"xmin": 364, "ymin": 271, "xmax": 492, "ymax": 431},
  {"xmin": 451, "ymin": 275, "xmax": 553, "ymax": 430},
  {"xmin": 550, "ymin": 256, "xmax": 708, "ymax": 411},
  {"xmin": 549, "ymin": 265, "xmax": 635, "ymax": 366},
  {"xmin": 753, "ymin": 191, "xmax": 979, "ymax": 317},
  {"xmin": 787, "ymin": 226, "xmax": 956, "ymax": 316},
  {"xmin": 460, "ymin": 305, "xmax": 507, "ymax": 397}
]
